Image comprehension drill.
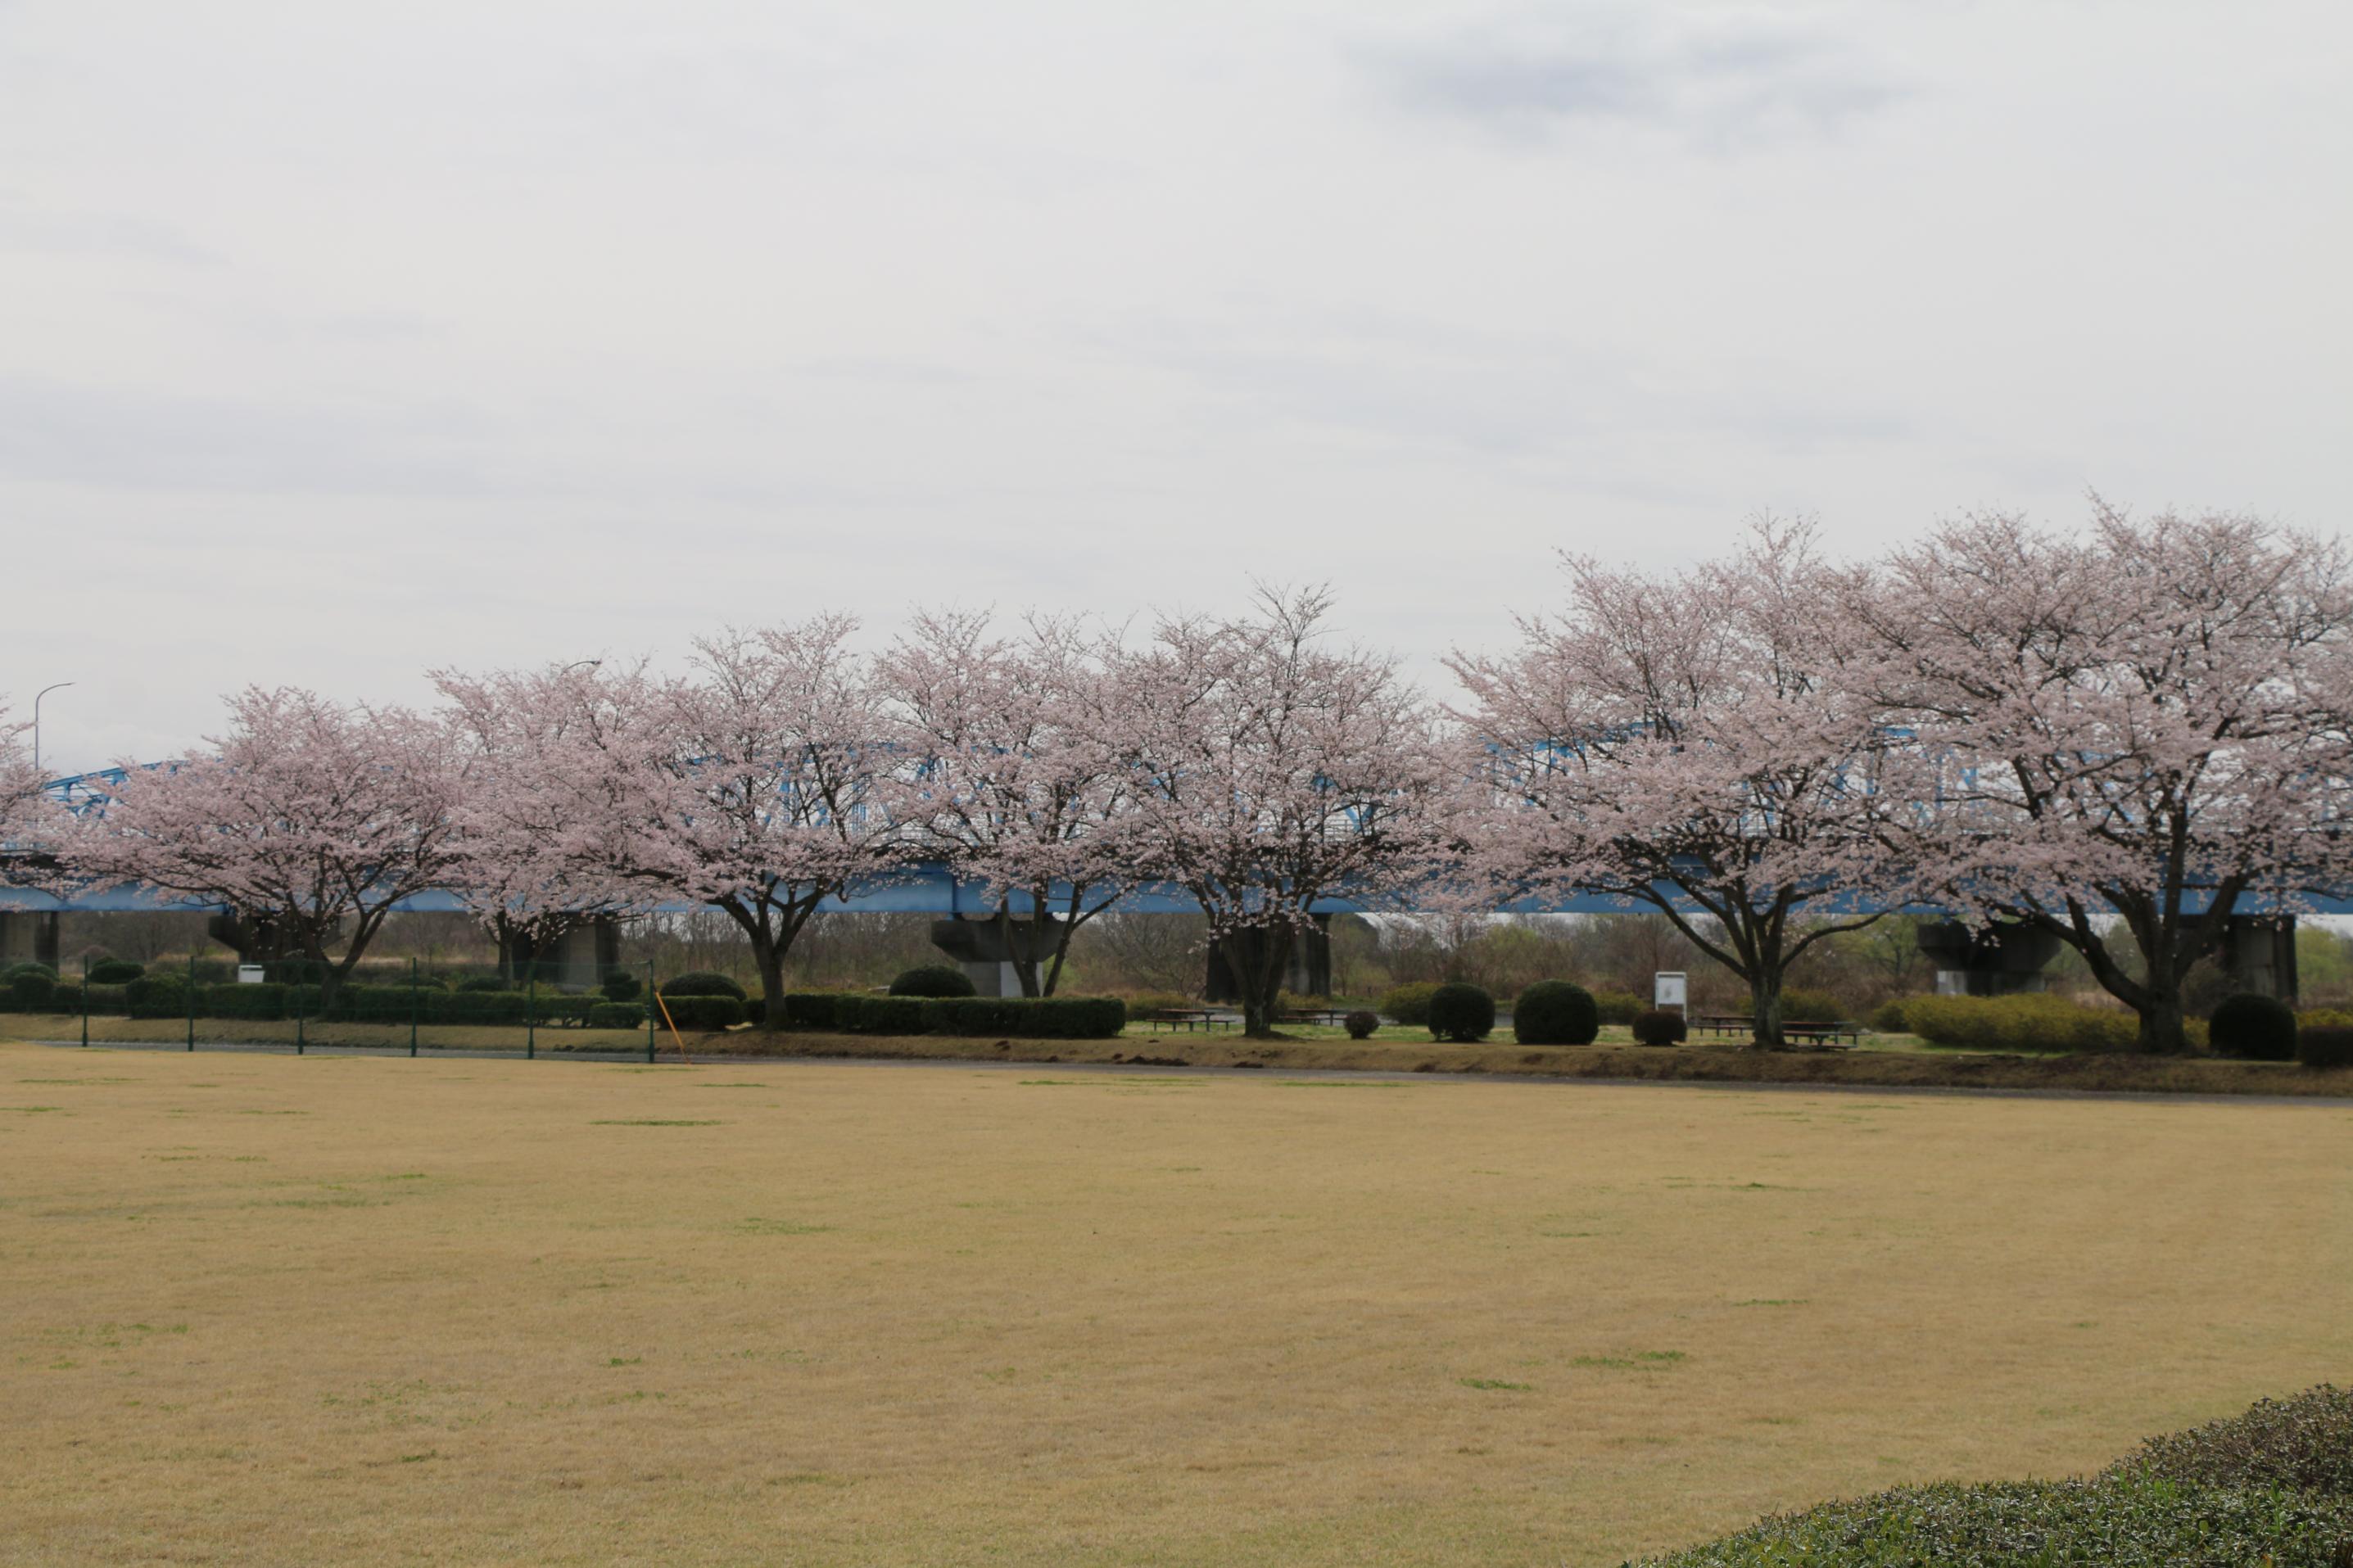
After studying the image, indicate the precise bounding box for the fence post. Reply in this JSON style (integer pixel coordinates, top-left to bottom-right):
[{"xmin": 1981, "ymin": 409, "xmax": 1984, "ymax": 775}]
[
  {"xmin": 295, "ymin": 969, "xmax": 305, "ymax": 1054},
  {"xmin": 79, "ymin": 952, "xmax": 89, "ymax": 1048},
  {"xmin": 185, "ymin": 951, "xmax": 196, "ymax": 1052},
  {"xmin": 645, "ymin": 960, "xmax": 656, "ymax": 1063},
  {"xmin": 527, "ymin": 966, "xmax": 537, "ymax": 1061},
  {"xmin": 410, "ymin": 957, "xmax": 420, "ymax": 1057}
]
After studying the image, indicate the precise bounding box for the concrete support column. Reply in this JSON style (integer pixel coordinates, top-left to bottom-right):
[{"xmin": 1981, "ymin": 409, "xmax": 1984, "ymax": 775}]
[
  {"xmin": 2220, "ymin": 915, "xmax": 2298, "ymax": 1004},
  {"xmin": 547, "ymin": 916, "xmax": 622, "ymax": 991},
  {"xmin": 1917, "ymin": 920, "xmax": 2061, "ymax": 997},
  {"xmin": 0, "ymin": 910, "xmax": 61, "ymax": 970},
  {"xmin": 1206, "ymin": 916, "xmax": 1333, "ymax": 1002}
]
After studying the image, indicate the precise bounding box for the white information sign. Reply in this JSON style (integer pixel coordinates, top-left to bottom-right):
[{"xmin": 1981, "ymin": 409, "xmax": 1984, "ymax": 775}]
[
  {"xmin": 237, "ymin": 964, "xmax": 266, "ymax": 985},
  {"xmin": 1652, "ymin": 971, "xmax": 1687, "ymax": 1010}
]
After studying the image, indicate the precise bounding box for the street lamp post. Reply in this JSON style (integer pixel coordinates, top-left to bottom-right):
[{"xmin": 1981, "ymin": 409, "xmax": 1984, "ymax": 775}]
[{"xmin": 31, "ymin": 681, "xmax": 74, "ymax": 774}]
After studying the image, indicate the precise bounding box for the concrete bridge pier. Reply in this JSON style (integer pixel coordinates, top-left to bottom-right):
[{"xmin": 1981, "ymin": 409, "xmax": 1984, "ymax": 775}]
[
  {"xmin": 545, "ymin": 916, "xmax": 621, "ymax": 991},
  {"xmin": 929, "ymin": 914, "xmax": 1070, "ymax": 998},
  {"xmin": 2220, "ymin": 915, "xmax": 2298, "ymax": 1004},
  {"xmin": 0, "ymin": 910, "xmax": 61, "ymax": 971},
  {"xmin": 1916, "ymin": 920, "xmax": 2061, "ymax": 997}
]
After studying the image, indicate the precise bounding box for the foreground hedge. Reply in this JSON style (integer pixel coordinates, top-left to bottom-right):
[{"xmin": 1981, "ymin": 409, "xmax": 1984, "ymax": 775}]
[
  {"xmin": 1633, "ymin": 1385, "xmax": 2353, "ymax": 1566},
  {"xmin": 1880, "ymin": 993, "xmax": 2168, "ymax": 1053},
  {"xmin": 1631, "ymin": 1475, "xmax": 2353, "ymax": 1566}
]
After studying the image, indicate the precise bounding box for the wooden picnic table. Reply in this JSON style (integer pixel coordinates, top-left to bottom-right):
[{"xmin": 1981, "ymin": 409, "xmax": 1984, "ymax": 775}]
[
  {"xmin": 1138, "ymin": 1007, "xmax": 1238, "ymax": 1034},
  {"xmin": 1274, "ymin": 1007, "xmax": 1355, "ymax": 1027},
  {"xmin": 1689, "ymin": 1014, "xmax": 1860, "ymax": 1047}
]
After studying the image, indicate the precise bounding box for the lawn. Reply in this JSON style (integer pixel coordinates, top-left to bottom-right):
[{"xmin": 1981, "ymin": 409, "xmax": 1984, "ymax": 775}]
[{"xmin": 2, "ymin": 1039, "xmax": 2347, "ymax": 1566}]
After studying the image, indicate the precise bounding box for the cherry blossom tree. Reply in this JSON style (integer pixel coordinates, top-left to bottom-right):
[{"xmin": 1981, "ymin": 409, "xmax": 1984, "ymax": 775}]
[
  {"xmin": 1103, "ymin": 587, "xmax": 1452, "ymax": 1037},
  {"xmin": 431, "ymin": 660, "xmax": 649, "ymax": 980},
  {"xmin": 0, "ymin": 703, "xmax": 59, "ymax": 885},
  {"xmin": 509, "ymin": 618, "xmax": 912, "ymax": 1028},
  {"xmin": 60, "ymin": 687, "xmax": 467, "ymax": 996},
  {"xmin": 1452, "ymin": 521, "xmax": 1909, "ymax": 1049},
  {"xmin": 877, "ymin": 610, "xmax": 1126, "ymax": 996},
  {"xmin": 1849, "ymin": 502, "xmax": 2353, "ymax": 1054}
]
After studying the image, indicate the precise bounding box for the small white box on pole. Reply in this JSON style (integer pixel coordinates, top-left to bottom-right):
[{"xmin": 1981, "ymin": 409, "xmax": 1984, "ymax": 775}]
[
  {"xmin": 237, "ymin": 964, "xmax": 265, "ymax": 985},
  {"xmin": 1653, "ymin": 971, "xmax": 1686, "ymax": 1011}
]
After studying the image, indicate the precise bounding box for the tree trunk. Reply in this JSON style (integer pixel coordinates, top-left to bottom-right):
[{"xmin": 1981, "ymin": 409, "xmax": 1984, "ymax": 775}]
[
  {"xmin": 1749, "ymin": 973, "xmax": 1785, "ymax": 1051},
  {"xmin": 2134, "ymin": 983, "xmax": 2190, "ymax": 1055},
  {"xmin": 752, "ymin": 930, "xmax": 787, "ymax": 1033},
  {"xmin": 1241, "ymin": 925, "xmax": 1289, "ymax": 1038}
]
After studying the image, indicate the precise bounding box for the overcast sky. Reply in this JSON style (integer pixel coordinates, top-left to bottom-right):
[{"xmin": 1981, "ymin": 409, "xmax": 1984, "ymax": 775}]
[{"xmin": 2, "ymin": 0, "xmax": 2346, "ymax": 771}]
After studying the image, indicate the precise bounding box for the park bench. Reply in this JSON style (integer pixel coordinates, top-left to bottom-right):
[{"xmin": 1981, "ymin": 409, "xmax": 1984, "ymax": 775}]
[
  {"xmin": 1274, "ymin": 1006, "xmax": 1355, "ymax": 1027},
  {"xmin": 1690, "ymin": 1014, "xmax": 1859, "ymax": 1047},
  {"xmin": 1138, "ymin": 1007, "xmax": 1237, "ymax": 1034}
]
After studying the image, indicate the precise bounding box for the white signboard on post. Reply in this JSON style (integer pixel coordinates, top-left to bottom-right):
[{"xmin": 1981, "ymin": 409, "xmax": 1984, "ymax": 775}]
[
  {"xmin": 1653, "ymin": 971, "xmax": 1687, "ymax": 1011},
  {"xmin": 237, "ymin": 964, "xmax": 265, "ymax": 985}
]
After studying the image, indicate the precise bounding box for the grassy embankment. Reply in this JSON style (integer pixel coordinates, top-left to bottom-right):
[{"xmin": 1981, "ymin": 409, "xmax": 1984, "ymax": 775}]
[{"xmin": 2, "ymin": 1038, "xmax": 2347, "ymax": 1566}]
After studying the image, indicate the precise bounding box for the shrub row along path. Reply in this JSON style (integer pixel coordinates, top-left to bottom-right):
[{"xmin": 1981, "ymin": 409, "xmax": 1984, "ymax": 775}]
[{"xmin": 4, "ymin": 1037, "xmax": 2349, "ymax": 1566}]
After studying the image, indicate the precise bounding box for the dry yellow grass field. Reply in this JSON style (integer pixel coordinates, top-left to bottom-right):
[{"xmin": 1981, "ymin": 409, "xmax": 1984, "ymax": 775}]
[{"xmin": 2, "ymin": 1038, "xmax": 2347, "ymax": 1566}]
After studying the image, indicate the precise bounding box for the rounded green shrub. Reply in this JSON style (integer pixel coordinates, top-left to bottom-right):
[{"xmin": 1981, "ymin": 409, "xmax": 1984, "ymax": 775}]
[
  {"xmin": 600, "ymin": 970, "xmax": 642, "ymax": 1003},
  {"xmin": 1870, "ymin": 996, "xmax": 1918, "ymax": 1033},
  {"xmin": 2, "ymin": 960, "xmax": 57, "ymax": 982},
  {"xmin": 1512, "ymin": 980, "xmax": 1599, "ymax": 1046},
  {"xmin": 660, "ymin": 971, "xmax": 748, "ymax": 1001},
  {"xmin": 86, "ymin": 959, "xmax": 143, "ymax": 985},
  {"xmin": 1343, "ymin": 1009, "xmax": 1378, "ymax": 1040},
  {"xmin": 457, "ymin": 975, "xmax": 510, "ymax": 993},
  {"xmin": 1779, "ymin": 987, "xmax": 1848, "ymax": 1022},
  {"xmin": 889, "ymin": 965, "xmax": 977, "ymax": 998},
  {"xmin": 1591, "ymin": 990, "xmax": 1644, "ymax": 1025},
  {"xmin": 1426, "ymin": 983, "xmax": 1495, "ymax": 1042},
  {"xmin": 658, "ymin": 994, "xmax": 745, "ymax": 1030},
  {"xmin": 586, "ymin": 1001, "xmax": 645, "ymax": 1031},
  {"xmin": 2296, "ymin": 1024, "xmax": 2353, "ymax": 1070},
  {"xmin": 2210, "ymin": 992, "xmax": 2297, "ymax": 1061},
  {"xmin": 1631, "ymin": 1009, "xmax": 1688, "ymax": 1046},
  {"xmin": 2107, "ymin": 1384, "xmax": 2353, "ymax": 1498},
  {"xmin": 1380, "ymin": 981, "xmax": 1441, "ymax": 1026}
]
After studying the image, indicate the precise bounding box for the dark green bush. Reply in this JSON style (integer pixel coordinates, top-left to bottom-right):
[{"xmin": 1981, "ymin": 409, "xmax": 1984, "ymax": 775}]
[
  {"xmin": 1426, "ymin": 983, "xmax": 1494, "ymax": 1042},
  {"xmin": 587, "ymin": 1002, "xmax": 645, "ymax": 1031},
  {"xmin": 1632, "ymin": 1009, "xmax": 1688, "ymax": 1046},
  {"xmin": 600, "ymin": 970, "xmax": 642, "ymax": 1003},
  {"xmin": 87, "ymin": 958, "xmax": 143, "ymax": 985},
  {"xmin": 1344, "ymin": 1009, "xmax": 1378, "ymax": 1040},
  {"xmin": 914, "ymin": 996, "xmax": 1127, "ymax": 1038},
  {"xmin": 2299, "ymin": 1025, "xmax": 2353, "ymax": 1069},
  {"xmin": 842, "ymin": 996, "xmax": 927, "ymax": 1034},
  {"xmin": 1899, "ymin": 993, "xmax": 2142, "ymax": 1053},
  {"xmin": 781, "ymin": 992, "xmax": 854, "ymax": 1030},
  {"xmin": 455, "ymin": 975, "xmax": 510, "ymax": 993},
  {"xmin": 4, "ymin": 971, "xmax": 56, "ymax": 1010},
  {"xmin": 889, "ymin": 965, "xmax": 977, "ymax": 998},
  {"xmin": 2210, "ymin": 992, "xmax": 2298, "ymax": 1061},
  {"xmin": 203, "ymin": 983, "xmax": 286, "ymax": 1020},
  {"xmin": 260, "ymin": 958, "xmax": 328, "ymax": 986},
  {"xmin": 124, "ymin": 975, "xmax": 189, "ymax": 1019},
  {"xmin": 656, "ymin": 995, "xmax": 744, "ymax": 1031},
  {"xmin": 1631, "ymin": 1475, "xmax": 2353, "ymax": 1566},
  {"xmin": 2108, "ymin": 1385, "xmax": 2353, "ymax": 1499},
  {"xmin": 2, "ymin": 960, "xmax": 57, "ymax": 981},
  {"xmin": 1380, "ymin": 982, "xmax": 1441, "ymax": 1026},
  {"xmin": 1513, "ymin": 981, "xmax": 1599, "ymax": 1046},
  {"xmin": 1871, "ymin": 996, "xmax": 1917, "ymax": 1033},
  {"xmin": 660, "ymin": 971, "xmax": 748, "ymax": 1001},
  {"xmin": 744, "ymin": 997, "xmax": 765, "ymax": 1026}
]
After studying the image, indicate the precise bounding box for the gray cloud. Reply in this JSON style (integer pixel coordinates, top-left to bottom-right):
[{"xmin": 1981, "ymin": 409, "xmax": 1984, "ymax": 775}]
[{"xmin": 1362, "ymin": 10, "xmax": 1909, "ymax": 147}]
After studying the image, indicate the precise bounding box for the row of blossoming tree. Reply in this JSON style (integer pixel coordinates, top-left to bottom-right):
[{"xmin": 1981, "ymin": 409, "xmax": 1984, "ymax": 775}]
[{"xmin": 7, "ymin": 503, "xmax": 2351, "ymax": 1050}]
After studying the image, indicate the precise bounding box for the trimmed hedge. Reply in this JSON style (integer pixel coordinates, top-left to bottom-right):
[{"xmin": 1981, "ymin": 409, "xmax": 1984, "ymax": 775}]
[
  {"xmin": 787, "ymin": 992, "xmax": 1128, "ymax": 1039},
  {"xmin": 600, "ymin": 971, "xmax": 642, "ymax": 1002},
  {"xmin": 2108, "ymin": 1385, "xmax": 2353, "ymax": 1498},
  {"xmin": 1513, "ymin": 981, "xmax": 1599, "ymax": 1046},
  {"xmin": 87, "ymin": 959, "xmax": 144, "ymax": 984},
  {"xmin": 1640, "ymin": 1385, "xmax": 2353, "ymax": 1566},
  {"xmin": 1633, "ymin": 1475, "xmax": 2353, "ymax": 1566},
  {"xmin": 587, "ymin": 1002, "xmax": 646, "ymax": 1031},
  {"xmin": 1427, "ymin": 983, "xmax": 1494, "ymax": 1042},
  {"xmin": 5, "ymin": 971, "xmax": 56, "ymax": 1010},
  {"xmin": 125, "ymin": 975, "xmax": 190, "ymax": 1019},
  {"xmin": 1882, "ymin": 993, "xmax": 2151, "ymax": 1053},
  {"xmin": 889, "ymin": 965, "xmax": 977, "ymax": 998},
  {"xmin": 660, "ymin": 971, "xmax": 748, "ymax": 1001},
  {"xmin": 2300, "ymin": 1025, "xmax": 2353, "ymax": 1069},
  {"xmin": 653, "ymin": 994, "xmax": 744, "ymax": 1031},
  {"xmin": 2211, "ymin": 992, "xmax": 2298, "ymax": 1060},
  {"xmin": 1592, "ymin": 989, "xmax": 1644, "ymax": 1025}
]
